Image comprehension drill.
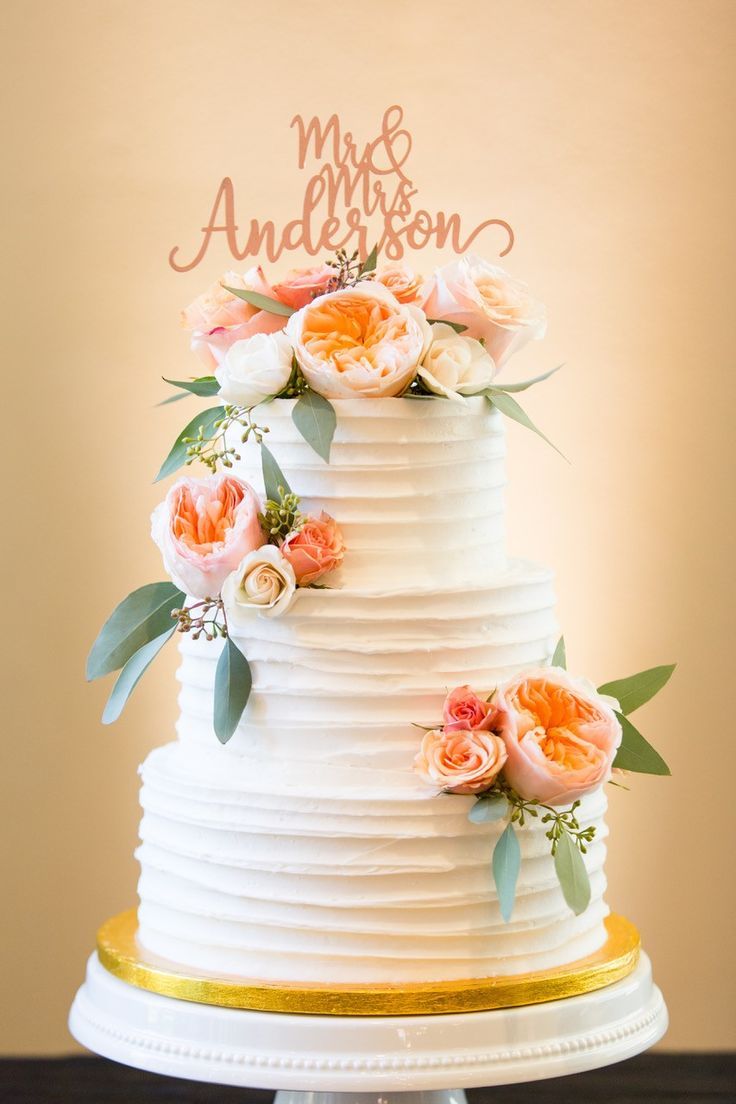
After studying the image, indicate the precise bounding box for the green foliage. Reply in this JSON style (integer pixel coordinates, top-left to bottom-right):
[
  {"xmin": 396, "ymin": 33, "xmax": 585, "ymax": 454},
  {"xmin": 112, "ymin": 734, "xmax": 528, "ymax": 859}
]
[
  {"xmin": 551, "ymin": 636, "xmax": 567, "ymax": 669},
  {"xmin": 492, "ymin": 822, "xmax": 521, "ymax": 922},
  {"xmin": 598, "ymin": 664, "xmax": 676, "ymax": 715},
  {"xmin": 490, "ymin": 364, "xmax": 562, "ymax": 394},
  {"xmin": 613, "ymin": 713, "xmax": 671, "ymax": 775},
  {"xmin": 87, "ymin": 582, "xmax": 185, "ymax": 680},
  {"xmin": 223, "ymin": 286, "xmax": 294, "ymax": 317},
  {"xmin": 292, "ymin": 390, "xmax": 336, "ymax": 463},
  {"xmin": 155, "ymin": 405, "xmax": 225, "ymax": 482},
  {"xmin": 358, "ymin": 243, "xmax": 378, "ymax": 275},
  {"xmin": 468, "ymin": 794, "xmax": 509, "ymax": 824},
  {"xmin": 484, "ymin": 389, "xmax": 565, "ymax": 458},
  {"xmin": 260, "ymin": 442, "xmax": 292, "ymax": 501},
  {"xmin": 101, "ymin": 628, "xmax": 176, "ymax": 724},
  {"xmin": 162, "ymin": 376, "xmax": 220, "ymax": 397},
  {"xmin": 554, "ymin": 831, "xmax": 591, "ymax": 915},
  {"xmin": 213, "ymin": 638, "xmax": 253, "ymax": 744}
]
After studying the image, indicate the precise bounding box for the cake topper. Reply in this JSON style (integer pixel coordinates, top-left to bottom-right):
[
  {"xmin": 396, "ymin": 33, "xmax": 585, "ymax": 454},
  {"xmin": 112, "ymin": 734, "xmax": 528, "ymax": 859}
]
[{"xmin": 169, "ymin": 106, "xmax": 515, "ymax": 272}]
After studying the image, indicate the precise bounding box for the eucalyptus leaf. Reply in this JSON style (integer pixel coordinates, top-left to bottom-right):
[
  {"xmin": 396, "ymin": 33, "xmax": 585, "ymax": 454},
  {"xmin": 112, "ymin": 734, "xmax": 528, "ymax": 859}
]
[
  {"xmin": 554, "ymin": 832, "xmax": 591, "ymax": 915},
  {"xmin": 485, "ymin": 390, "xmax": 565, "ymax": 459},
  {"xmin": 551, "ymin": 636, "xmax": 567, "ymax": 669},
  {"xmin": 468, "ymin": 794, "xmax": 509, "ymax": 824},
  {"xmin": 490, "ymin": 364, "xmax": 562, "ymax": 394},
  {"xmin": 292, "ymin": 390, "xmax": 337, "ymax": 463},
  {"xmin": 612, "ymin": 712, "xmax": 671, "ymax": 775},
  {"xmin": 101, "ymin": 627, "xmax": 176, "ymax": 724},
  {"xmin": 87, "ymin": 582, "xmax": 185, "ymax": 680},
  {"xmin": 163, "ymin": 376, "xmax": 220, "ymax": 397},
  {"xmin": 359, "ymin": 243, "xmax": 378, "ymax": 275},
  {"xmin": 223, "ymin": 286, "xmax": 294, "ymax": 317},
  {"xmin": 426, "ymin": 318, "xmax": 468, "ymax": 333},
  {"xmin": 214, "ymin": 637, "xmax": 253, "ymax": 744},
  {"xmin": 260, "ymin": 442, "xmax": 292, "ymax": 501},
  {"xmin": 155, "ymin": 405, "xmax": 225, "ymax": 482},
  {"xmin": 598, "ymin": 664, "xmax": 676, "ymax": 715},
  {"xmin": 492, "ymin": 821, "xmax": 521, "ymax": 922}
]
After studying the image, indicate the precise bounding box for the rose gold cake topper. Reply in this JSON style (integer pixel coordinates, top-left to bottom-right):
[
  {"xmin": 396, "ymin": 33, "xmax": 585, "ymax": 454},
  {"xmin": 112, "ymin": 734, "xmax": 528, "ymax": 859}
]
[{"xmin": 169, "ymin": 106, "xmax": 514, "ymax": 273}]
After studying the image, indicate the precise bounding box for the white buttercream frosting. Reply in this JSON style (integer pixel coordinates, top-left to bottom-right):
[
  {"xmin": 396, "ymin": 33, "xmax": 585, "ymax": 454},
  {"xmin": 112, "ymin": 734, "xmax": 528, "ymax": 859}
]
[{"xmin": 135, "ymin": 398, "xmax": 610, "ymax": 983}]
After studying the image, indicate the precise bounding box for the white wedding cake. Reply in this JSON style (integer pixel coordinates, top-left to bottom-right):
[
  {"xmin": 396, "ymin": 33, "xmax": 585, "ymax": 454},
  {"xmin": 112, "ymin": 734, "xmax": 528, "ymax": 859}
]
[
  {"xmin": 87, "ymin": 252, "xmax": 671, "ymax": 994},
  {"xmin": 135, "ymin": 399, "xmax": 609, "ymax": 983}
]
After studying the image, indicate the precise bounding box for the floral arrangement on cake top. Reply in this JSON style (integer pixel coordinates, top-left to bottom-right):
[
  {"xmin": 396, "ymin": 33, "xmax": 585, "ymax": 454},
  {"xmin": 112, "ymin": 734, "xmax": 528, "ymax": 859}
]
[
  {"xmin": 87, "ymin": 447, "xmax": 342, "ymax": 742},
  {"xmin": 156, "ymin": 246, "xmax": 559, "ymax": 480},
  {"xmin": 413, "ymin": 639, "xmax": 673, "ymax": 920}
]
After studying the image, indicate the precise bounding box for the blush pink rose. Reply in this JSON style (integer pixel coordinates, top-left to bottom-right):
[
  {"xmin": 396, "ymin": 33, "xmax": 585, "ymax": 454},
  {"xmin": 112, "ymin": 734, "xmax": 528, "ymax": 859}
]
[
  {"xmin": 421, "ymin": 254, "xmax": 546, "ymax": 369},
  {"xmin": 494, "ymin": 667, "xmax": 623, "ymax": 805},
  {"xmin": 443, "ymin": 685, "xmax": 499, "ymax": 733},
  {"xmin": 281, "ymin": 512, "xmax": 346, "ymax": 586},
  {"xmin": 414, "ymin": 728, "xmax": 508, "ymax": 795},
  {"xmin": 183, "ymin": 267, "xmax": 288, "ymax": 373},
  {"xmin": 375, "ymin": 262, "xmax": 424, "ymax": 305},
  {"xmin": 272, "ymin": 264, "xmax": 335, "ymax": 310},
  {"xmin": 151, "ymin": 473, "xmax": 265, "ymax": 599}
]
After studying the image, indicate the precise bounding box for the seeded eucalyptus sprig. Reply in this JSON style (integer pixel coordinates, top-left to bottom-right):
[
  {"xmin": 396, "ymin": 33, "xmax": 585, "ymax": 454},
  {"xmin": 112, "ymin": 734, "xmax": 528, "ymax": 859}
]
[
  {"xmin": 473, "ymin": 779, "xmax": 597, "ymax": 856},
  {"xmin": 182, "ymin": 405, "xmax": 270, "ymax": 472},
  {"xmin": 326, "ymin": 245, "xmax": 378, "ymax": 292},
  {"xmin": 259, "ymin": 488, "xmax": 304, "ymax": 544},
  {"xmin": 171, "ymin": 597, "xmax": 228, "ymax": 641}
]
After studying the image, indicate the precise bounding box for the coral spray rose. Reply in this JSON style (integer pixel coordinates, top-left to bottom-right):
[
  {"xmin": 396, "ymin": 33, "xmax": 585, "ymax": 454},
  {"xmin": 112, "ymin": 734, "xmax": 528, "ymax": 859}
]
[
  {"xmin": 421, "ymin": 255, "xmax": 546, "ymax": 369},
  {"xmin": 443, "ymin": 685, "xmax": 498, "ymax": 732},
  {"xmin": 414, "ymin": 728, "xmax": 508, "ymax": 795},
  {"xmin": 281, "ymin": 512, "xmax": 346, "ymax": 585},
  {"xmin": 494, "ymin": 667, "xmax": 622, "ymax": 805},
  {"xmin": 272, "ymin": 264, "xmax": 335, "ymax": 309},
  {"xmin": 182, "ymin": 267, "xmax": 288, "ymax": 372},
  {"xmin": 286, "ymin": 282, "xmax": 430, "ymax": 398},
  {"xmin": 151, "ymin": 474, "xmax": 264, "ymax": 599}
]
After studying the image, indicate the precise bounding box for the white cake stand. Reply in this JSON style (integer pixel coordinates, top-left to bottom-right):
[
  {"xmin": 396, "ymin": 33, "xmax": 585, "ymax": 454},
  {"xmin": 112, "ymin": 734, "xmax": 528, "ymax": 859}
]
[{"xmin": 69, "ymin": 946, "xmax": 667, "ymax": 1102}]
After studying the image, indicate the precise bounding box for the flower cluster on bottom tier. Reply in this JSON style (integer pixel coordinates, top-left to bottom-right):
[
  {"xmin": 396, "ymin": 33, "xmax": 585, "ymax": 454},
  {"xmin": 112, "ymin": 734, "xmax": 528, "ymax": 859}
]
[{"xmin": 135, "ymin": 559, "xmax": 611, "ymax": 984}]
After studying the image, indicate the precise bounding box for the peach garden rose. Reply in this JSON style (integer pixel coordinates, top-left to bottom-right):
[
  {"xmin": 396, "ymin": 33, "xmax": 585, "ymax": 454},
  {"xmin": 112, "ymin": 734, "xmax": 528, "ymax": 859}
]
[
  {"xmin": 494, "ymin": 667, "xmax": 622, "ymax": 805},
  {"xmin": 182, "ymin": 267, "xmax": 288, "ymax": 372},
  {"xmin": 281, "ymin": 512, "xmax": 346, "ymax": 586},
  {"xmin": 151, "ymin": 474, "xmax": 264, "ymax": 599},
  {"xmin": 421, "ymin": 255, "xmax": 546, "ymax": 369},
  {"xmin": 286, "ymin": 282, "xmax": 430, "ymax": 398},
  {"xmin": 415, "ymin": 727, "xmax": 508, "ymax": 795}
]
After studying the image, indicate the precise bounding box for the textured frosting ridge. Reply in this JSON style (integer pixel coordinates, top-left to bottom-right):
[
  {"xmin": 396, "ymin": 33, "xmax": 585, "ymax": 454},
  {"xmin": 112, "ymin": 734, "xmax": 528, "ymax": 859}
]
[{"xmin": 136, "ymin": 398, "xmax": 610, "ymax": 983}]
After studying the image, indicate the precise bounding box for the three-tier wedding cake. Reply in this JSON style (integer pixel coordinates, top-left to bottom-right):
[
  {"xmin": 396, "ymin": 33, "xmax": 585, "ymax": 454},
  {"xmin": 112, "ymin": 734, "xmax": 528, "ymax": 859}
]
[{"xmin": 88, "ymin": 251, "xmax": 672, "ymax": 994}]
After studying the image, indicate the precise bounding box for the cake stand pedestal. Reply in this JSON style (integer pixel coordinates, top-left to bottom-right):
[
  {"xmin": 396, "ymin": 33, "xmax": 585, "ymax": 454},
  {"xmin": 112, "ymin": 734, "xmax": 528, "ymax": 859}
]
[{"xmin": 69, "ymin": 948, "xmax": 667, "ymax": 1096}]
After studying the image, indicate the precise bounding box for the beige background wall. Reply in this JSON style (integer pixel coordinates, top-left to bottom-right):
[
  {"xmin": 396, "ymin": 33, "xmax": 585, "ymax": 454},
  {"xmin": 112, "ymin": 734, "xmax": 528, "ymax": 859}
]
[{"xmin": 2, "ymin": 0, "xmax": 734, "ymax": 1055}]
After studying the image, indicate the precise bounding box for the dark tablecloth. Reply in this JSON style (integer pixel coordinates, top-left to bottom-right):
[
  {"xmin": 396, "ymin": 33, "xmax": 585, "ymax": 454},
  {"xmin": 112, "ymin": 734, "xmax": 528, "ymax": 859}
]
[{"xmin": 0, "ymin": 1054, "xmax": 733, "ymax": 1104}]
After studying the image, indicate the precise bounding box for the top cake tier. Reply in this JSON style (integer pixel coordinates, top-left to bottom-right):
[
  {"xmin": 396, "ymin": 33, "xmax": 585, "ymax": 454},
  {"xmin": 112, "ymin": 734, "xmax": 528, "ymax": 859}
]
[{"xmin": 228, "ymin": 397, "xmax": 506, "ymax": 593}]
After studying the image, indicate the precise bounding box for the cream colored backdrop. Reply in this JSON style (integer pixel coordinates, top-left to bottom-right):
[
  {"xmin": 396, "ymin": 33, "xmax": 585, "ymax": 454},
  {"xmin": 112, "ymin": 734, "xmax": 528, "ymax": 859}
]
[{"xmin": 2, "ymin": 0, "xmax": 734, "ymax": 1055}]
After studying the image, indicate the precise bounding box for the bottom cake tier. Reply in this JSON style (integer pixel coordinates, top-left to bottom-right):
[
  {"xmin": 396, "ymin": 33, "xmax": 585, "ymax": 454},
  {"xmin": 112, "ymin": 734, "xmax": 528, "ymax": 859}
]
[{"xmin": 136, "ymin": 737, "xmax": 609, "ymax": 984}]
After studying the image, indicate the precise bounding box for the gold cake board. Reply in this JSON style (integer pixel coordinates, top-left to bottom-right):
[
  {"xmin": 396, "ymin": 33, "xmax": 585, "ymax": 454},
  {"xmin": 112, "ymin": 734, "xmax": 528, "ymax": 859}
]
[{"xmin": 97, "ymin": 910, "xmax": 640, "ymax": 1017}]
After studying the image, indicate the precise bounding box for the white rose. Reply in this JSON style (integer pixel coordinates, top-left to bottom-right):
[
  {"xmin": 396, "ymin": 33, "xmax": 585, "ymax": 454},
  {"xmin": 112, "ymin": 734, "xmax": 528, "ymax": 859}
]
[
  {"xmin": 286, "ymin": 282, "xmax": 431, "ymax": 398},
  {"xmin": 222, "ymin": 544, "xmax": 297, "ymax": 622},
  {"xmin": 418, "ymin": 323, "xmax": 496, "ymax": 401},
  {"xmin": 215, "ymin": 331, "xmax": 293, "ymax": 407},
  {"xmin": 421, "ymin": 255, "xmax": 546, "ymax": 369}
]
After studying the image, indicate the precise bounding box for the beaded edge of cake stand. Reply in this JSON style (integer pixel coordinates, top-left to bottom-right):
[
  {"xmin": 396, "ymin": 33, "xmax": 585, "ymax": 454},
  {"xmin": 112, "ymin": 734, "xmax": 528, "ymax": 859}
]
[{"xmin": 96, "ymin": 910, "xmax": 640, "ymax": 1016}]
